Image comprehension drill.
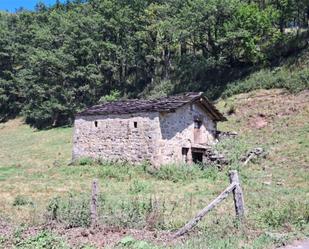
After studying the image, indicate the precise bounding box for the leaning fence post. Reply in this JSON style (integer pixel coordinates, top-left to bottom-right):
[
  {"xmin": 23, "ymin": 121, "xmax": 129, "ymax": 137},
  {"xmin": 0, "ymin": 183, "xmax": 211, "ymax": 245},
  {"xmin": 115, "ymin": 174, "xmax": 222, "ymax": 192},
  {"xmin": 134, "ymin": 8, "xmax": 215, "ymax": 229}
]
[
  {"xmin": 90, "ymin": 179, "xmax": 99, "ymax": 228},
  {"xmin": 229, "ymin": 170, "xmax": 245, "ymax": 219},
  {"xmin": 174, "ymin": 182, "xmax": 236, "ymax": 237}
]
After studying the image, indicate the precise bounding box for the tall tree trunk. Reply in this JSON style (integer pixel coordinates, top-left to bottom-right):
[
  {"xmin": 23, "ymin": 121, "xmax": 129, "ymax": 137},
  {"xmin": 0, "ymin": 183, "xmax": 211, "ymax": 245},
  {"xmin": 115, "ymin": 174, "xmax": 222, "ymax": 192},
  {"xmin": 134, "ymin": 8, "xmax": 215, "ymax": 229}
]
[
  {"xmin": 180, "ymin": 38, "xmax": 187, "ymax": 56},
  {"xmin": 163, "ymin": 47, "xmax": 171, "ymax": 80},
  {"xmin": 307, "ymin": 6, "xmax": 309, "ymax": 27}
]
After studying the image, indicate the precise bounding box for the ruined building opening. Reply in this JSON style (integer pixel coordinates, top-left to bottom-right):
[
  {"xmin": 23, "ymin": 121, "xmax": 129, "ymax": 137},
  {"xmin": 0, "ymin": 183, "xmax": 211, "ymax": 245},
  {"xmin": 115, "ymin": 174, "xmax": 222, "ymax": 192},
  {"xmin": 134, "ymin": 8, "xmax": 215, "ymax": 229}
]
[
  {"xmin": 134, "ymin": 121, "xmax": 137, "ymax": 128},
  {"xmin": 192, "ymin": 151, "xmax": 203, "ymax": 163},
  {"xmin": 182, "ymin": 148, "xmax": 189, "ymax": 163},
  {"xmin": 94, "ymin": 121, "xmax": 98, "ymax": 127},
  {"xmin": 192, "ymin": 148, "xmax": 205, "ymax": 164},
  {"xmin": 194, "ymin": 119, "xmax": 202, "ymax": 129},
  {"xmin": 194, "ymin": 118, "xmax": 202, "ymax": 144}
]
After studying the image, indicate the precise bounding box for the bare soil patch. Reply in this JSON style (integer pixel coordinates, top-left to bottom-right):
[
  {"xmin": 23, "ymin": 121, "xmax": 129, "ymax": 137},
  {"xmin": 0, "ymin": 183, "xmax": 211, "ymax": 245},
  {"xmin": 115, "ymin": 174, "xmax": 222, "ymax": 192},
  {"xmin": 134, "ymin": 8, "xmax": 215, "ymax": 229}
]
[
  {"xmin": 59, "ymin": 226, "xmax": 178, "ymax": 248},
  {"xmin": 226, "ymin": 89, "xmax": 309, "ymax": 130}
]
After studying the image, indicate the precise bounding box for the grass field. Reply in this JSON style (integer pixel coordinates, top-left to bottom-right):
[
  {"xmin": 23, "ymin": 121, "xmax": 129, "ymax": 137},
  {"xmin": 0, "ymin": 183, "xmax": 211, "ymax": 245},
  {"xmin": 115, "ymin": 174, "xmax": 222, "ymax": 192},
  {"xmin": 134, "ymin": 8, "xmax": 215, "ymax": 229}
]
[{"xmin": 0, "ymin": 89, "xmax": 308, "ymax": 248}]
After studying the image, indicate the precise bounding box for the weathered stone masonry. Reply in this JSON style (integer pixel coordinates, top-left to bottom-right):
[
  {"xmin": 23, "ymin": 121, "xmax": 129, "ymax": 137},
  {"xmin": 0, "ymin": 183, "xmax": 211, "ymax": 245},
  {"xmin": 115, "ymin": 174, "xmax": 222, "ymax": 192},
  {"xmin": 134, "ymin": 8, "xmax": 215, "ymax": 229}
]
[
  {"xmin": 73, "ymin": 112, "xmax": 161, "ymax": 164},
  {"xmin": 158, "ymin": 103, "xmax": 217, "ymax": 165},
  {"xmin": 72, "ymin": 92, "xmax": 226, "ymax": 166}
]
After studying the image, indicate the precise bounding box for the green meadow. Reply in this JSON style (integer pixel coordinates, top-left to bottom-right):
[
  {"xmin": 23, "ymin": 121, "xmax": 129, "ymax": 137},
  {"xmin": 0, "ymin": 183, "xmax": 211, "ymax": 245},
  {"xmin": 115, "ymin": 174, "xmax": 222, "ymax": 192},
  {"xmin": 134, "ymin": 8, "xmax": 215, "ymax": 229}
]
[{"xmin": 0, "ymin": 89, "xmax": 308, "ymax": 248}]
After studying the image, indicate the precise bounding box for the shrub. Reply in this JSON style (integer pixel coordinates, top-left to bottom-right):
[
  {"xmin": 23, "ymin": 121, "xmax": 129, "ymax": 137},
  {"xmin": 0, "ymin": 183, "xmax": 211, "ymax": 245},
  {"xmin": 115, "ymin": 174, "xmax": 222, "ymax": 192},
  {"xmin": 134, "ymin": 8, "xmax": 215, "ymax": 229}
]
[
  {"xmin": 77, "ymin": 157, "xmax": 96, "ymax": 166},
  {"xmin": 13, "ymin": 195, "xmax": 33, "ymax": 206},
  {"xmin": 46, "ymin": 194, "xmax": 91, "ymax": 228},
  {"xmin": 14, "ymin": 231, "xmax": 69, "ymax": 249},
  {"xmin": 99, "ymin": 90, "xmax": 121, "ymax": 103}
]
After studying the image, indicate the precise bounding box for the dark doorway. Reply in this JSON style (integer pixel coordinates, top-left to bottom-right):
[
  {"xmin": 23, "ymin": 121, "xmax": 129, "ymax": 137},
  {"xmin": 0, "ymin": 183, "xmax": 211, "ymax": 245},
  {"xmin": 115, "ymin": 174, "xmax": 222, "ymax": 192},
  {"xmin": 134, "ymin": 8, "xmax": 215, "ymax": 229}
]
[
  {"xmin": 182, "ymin": 148, "xmax": 189, "ymax": 163},
  {"xmin": 192, "ymin": 152, "xmax": 203, "ymax": 163}
]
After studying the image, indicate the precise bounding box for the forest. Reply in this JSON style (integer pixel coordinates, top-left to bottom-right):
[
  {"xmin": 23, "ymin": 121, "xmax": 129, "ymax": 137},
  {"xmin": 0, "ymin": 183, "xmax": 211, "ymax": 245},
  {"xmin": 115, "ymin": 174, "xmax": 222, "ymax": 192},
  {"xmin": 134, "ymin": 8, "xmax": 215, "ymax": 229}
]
[{"xmin": 0, "ymin": 0, "xmax": 308, "ymax": 128}]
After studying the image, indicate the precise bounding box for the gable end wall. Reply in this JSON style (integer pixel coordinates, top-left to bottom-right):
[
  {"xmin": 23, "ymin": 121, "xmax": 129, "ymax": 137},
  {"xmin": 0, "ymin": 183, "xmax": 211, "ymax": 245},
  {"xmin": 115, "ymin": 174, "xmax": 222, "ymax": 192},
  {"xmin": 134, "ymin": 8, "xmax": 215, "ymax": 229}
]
[
  {"xmin": 73, "ymin": 112, "xmax": 161, "ymax": 164},
  {"xmin": 157, "ymin": 103, "xmax": 216, "ymax": 164}
]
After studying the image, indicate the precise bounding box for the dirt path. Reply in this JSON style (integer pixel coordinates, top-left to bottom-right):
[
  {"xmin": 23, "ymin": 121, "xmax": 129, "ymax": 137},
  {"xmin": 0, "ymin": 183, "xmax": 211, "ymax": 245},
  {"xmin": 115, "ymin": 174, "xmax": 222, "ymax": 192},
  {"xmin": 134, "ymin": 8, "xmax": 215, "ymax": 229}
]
[{"xmin": 278, "ymin": 240, "xmax": 309, "ymax": 249}]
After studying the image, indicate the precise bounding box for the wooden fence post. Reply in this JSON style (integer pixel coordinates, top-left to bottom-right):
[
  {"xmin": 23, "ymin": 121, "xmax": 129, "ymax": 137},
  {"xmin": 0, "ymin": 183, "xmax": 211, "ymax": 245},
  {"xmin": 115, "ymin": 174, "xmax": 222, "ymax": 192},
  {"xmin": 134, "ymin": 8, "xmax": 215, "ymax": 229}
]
[
  {"xmin": 173, "ymin": 170, "xmax": 245, "ymax": 238},
  {"xmin": 90, "ymin": 179, "xmax": 99, "ymax": 228},
  {"xmin": 229, "ymin": 170, "xmax": 245, "ymax": 219}
]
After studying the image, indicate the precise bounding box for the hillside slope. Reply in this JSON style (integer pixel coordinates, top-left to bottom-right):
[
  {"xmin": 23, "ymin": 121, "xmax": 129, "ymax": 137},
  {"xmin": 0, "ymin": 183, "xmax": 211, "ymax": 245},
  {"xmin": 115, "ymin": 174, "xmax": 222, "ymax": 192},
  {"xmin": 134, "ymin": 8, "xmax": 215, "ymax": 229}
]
[
  {"xmin": 0, "ymin": 89, "xmax": 308, "ymax": 248},
  {"xmin": 222, "ymin": 45, "xmax": 309, "ymax": 98}
]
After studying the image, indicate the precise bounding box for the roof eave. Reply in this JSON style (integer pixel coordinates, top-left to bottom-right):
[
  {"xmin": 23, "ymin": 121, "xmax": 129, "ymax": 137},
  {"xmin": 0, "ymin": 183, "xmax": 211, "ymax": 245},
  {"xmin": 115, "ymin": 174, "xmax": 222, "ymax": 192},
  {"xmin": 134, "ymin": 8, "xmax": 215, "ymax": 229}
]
[{"xmin": 194, "ymin": 97, "xmax": 227, "ymax": 122}]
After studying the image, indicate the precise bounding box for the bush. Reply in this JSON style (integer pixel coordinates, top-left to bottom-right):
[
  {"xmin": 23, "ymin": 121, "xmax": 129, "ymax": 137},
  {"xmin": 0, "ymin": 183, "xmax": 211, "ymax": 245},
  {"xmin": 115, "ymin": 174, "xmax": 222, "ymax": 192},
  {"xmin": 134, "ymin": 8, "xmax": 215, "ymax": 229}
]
[
  {"xmin": 13, "ymin": 195, "xmax": 33, "ymax": 206},
  {"xmin": 99, "ymin": 90, "xmax": 121, "ymax": 103},
  {"xmin": 14, "ymin": 231, "xmax": 69, "ymax": 249},
  {"xmin": 46, "ymin": 195, "xmax": 91, "ymax": 228},
  {"xmin": 77, "ymin": 157, "xmax": 96, "ymax": 166}
]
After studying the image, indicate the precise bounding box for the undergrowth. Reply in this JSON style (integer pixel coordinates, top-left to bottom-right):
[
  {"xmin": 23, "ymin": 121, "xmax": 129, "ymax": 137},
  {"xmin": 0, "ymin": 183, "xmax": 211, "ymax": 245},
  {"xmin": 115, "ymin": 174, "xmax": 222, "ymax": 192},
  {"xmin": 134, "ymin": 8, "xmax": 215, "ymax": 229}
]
[
  {"xmin": 261, "ymin": 201, "xmax": 309, "ymax": 229},
  {"xmin": 150, "ymin": 164, "xmax": 219, "ymax": 183},
  {"xmin": 223, "ymin": 64, "xmax": 309, "ymax": 98},
  {"xmin": 46, "ymin": 194, "xmax": 167, "ymax": 229},
  {"xmin": 14, "ymin": 231, "xmax": 69, "ymax": 249}
]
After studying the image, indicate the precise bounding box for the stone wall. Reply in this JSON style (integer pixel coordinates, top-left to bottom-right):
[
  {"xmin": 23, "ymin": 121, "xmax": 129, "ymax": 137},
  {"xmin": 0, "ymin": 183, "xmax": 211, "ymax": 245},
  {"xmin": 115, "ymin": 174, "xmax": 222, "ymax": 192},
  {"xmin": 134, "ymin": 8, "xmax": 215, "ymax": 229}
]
[
  {"xmin": 72, "ymin": 112, "xmax": 161, "ymax": 164},
  {"xmin": 72, "ymin": 103, "xmax": 216, "ymax": 166},
  {"xmin": 157, "ymin": 103, "xmax": 216, "ymax": 164}
]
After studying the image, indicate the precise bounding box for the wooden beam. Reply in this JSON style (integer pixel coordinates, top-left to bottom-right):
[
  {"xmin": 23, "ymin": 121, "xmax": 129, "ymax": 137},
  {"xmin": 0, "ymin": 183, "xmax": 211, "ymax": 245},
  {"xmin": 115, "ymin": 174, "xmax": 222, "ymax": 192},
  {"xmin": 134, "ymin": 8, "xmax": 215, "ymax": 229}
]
[{"xmin": 174, "ymin": 182, "xmax": 236, "ymax": 237}]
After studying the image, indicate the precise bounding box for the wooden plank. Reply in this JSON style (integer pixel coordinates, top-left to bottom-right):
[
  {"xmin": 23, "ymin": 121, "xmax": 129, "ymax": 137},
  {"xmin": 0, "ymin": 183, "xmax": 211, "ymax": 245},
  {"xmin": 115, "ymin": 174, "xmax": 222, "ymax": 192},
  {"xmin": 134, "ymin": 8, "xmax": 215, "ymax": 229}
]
[{"xmin": 174, "ymin": 182, "xmax": 236, "ymax": 237}]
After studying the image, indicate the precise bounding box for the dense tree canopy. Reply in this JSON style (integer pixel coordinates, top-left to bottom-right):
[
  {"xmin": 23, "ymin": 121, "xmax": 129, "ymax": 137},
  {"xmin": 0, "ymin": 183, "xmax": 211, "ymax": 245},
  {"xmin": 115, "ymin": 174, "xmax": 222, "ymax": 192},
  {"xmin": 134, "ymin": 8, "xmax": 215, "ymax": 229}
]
[{"xmin": 0, "ymin": 0, "xmax": 308, "ymax": 128}]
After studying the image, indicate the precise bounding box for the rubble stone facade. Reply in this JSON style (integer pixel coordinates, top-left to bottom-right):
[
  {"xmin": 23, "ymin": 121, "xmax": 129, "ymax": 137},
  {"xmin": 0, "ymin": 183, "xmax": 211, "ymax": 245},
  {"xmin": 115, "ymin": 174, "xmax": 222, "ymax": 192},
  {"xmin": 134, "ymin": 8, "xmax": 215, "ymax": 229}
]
[{"xmin": 73, "ymin": 102, "xmax": 217, "ymax": 166}]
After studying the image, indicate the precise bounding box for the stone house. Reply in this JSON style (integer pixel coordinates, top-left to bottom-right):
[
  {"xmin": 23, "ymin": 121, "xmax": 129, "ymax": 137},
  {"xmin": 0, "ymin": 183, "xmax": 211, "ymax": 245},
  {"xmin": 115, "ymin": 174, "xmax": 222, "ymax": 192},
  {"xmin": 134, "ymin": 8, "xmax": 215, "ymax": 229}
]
[{"xmin": 72, "ymin": 92, "xmax": 226, "ymax": 166}]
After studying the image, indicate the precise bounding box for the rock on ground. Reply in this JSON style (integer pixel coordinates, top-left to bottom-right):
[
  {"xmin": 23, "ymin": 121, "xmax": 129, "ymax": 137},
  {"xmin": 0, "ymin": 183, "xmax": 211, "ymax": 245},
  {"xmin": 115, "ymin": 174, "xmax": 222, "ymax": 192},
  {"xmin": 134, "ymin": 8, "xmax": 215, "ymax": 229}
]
[{"xmin": 278, "ymin": 240, "xmax": 309, "ymax": 249}]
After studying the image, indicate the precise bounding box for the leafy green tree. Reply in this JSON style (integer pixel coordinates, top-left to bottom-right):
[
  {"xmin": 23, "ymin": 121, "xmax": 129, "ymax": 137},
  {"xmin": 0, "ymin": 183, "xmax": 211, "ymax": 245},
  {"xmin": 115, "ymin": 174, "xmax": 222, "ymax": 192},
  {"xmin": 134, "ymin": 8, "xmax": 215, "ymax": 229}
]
[
  {"xmin": 0, "ymin": 0, "xmax": 307, "ymax": 128},
  {"xmin": 0, "ymin": 12, "xmax": 23, "ymax": 121}
]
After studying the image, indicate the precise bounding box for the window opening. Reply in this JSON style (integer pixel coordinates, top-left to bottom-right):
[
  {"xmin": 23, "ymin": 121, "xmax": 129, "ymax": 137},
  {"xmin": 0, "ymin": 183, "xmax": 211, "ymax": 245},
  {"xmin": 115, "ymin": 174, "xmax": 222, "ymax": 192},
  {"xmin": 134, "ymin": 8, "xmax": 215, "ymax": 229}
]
[
  {"xmin": 94, "ymin": 121, "xmax": 98, "ymax": 127},
  {"xmin": 134, "ymin": 121, "xmax": 137, "ymax": 128},
  {"xmin": 194, "ymin": 120, "xmax": 202, "ymax": 129}
]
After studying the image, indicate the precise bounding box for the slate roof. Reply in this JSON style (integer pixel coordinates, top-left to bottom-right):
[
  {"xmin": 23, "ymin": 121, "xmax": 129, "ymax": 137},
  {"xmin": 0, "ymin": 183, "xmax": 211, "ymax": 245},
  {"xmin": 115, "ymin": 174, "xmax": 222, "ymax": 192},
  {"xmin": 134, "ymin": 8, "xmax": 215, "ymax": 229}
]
[{"xmin": 77, "ymin": 92, "xmax": 227, "ymax": 122}]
